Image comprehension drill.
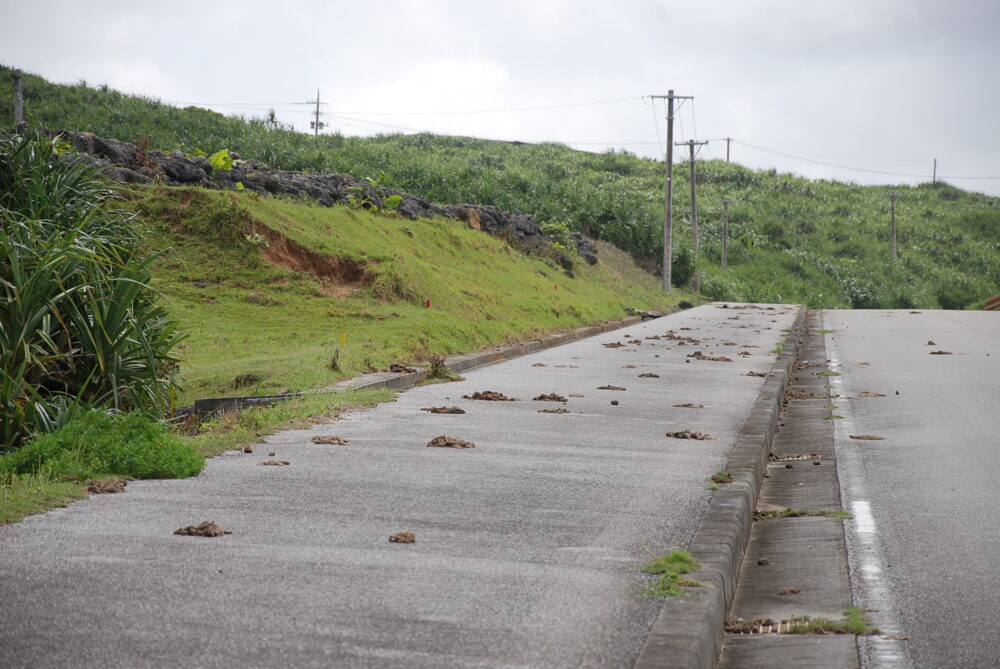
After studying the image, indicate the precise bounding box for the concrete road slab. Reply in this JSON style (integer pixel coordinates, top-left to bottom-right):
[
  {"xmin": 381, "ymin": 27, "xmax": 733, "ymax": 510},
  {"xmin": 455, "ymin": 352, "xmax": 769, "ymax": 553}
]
[
  {"xmin": 0, "ymin": 304, "xmax": 799, "ymax": 668},
  {"xmin": 719, "ymin": 634, "xmax": 858, "ymax": 669},
  {"xmin": 824, "ymin": 309, "xmax": 1000, "ymax": 669}
]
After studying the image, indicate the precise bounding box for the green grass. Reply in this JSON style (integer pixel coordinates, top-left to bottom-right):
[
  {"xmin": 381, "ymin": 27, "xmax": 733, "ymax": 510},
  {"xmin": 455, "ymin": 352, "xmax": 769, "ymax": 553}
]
[
  {"xmin": 756, "ymin": 508, "xmax": 854, "ymax": 520},
  {"xmin": 126, "ymin": 186, "xmax": 682, "ymax": 404},
  {"xmin": 0, "ymin": 472, "xmax": 87, "ymax": 525},
  {"xmin": 181, "ymin": 387, "xmax": 395, "ymax": 458},
  {"xmin": 641, "ymin": 550, "xmax": 703, "ymax": 596},
  {"xmin": 710, "ymin": 471, "xmax": 733, "ymax": 484},
  {"xmin": 5, "ymin": 66, "xmax": 999, "ymax": 310},
  {"xmin": 785, "ymin": 607, "xmax": 880, "ymax": 635},
  {"xmin": 0, "ymin": 411, "xmax": 204, "ymax": 480}
]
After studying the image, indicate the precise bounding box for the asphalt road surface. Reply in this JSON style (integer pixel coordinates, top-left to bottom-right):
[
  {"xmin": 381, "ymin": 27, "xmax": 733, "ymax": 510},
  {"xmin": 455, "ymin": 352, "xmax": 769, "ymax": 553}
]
[
  {"xmin": 0, "ymin": 304, "xmax": 798, "ymax": 668},
  {"xmin": 823, "ymin": 309, "xmax": 1000, "ymax": 669}
]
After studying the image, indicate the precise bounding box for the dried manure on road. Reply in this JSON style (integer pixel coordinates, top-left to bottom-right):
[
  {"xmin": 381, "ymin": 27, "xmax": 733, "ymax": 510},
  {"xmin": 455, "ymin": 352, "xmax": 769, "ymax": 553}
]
[
  {"xmin": 849, "ymin": 434, "xmax": 886, "ymax": 440},
  {"xmin": 538, "ymin": 408, "xmax": 570, "ymax": 414},
  {"xmin": 597, "ymin": 385, "xmax": 626, "ymax": 391},
  {"xmin": 673, "ymin": 403, "xmax": 705, "ymax": 408},
  {"xmin": 387, "ymin": 363, "xmax": 418, "ymax": 373},
  {"xmin": 427, "ymin": 435, "xmax": 475, "ymax": 449},
  {"xmin": 638, "ymin": 372, "xmax": 660, "ymax": 378},
  {"xmin": 175, "ymin": 521, "xmax": 231, "ymax": 537},
  {"xmin": 389, "ymin": 530, "xmax": 416, "ymax": 544},
  {"xmin": 312, "ymin": 435, "xmax": 348, "ymax": 444},
  {"xmin": 462, "ymin": 391, "xmax": 516, "ymax": 401},
  {"xmin": 259, "ymin": 460, "xmax": 290, "ymax": 466},
  {"xmin": 532, "ymin": 393, "xmax": 567, "ymax": 402},
  {"xmin": 688, "ymin": 351, "xmax": 733, "ymax": 362},
  {"xmin": 86, "ymin": 479, "xmax": 128, "ymax": 494},
  {"xmin": 665, "ymin": 430, "xmax": 713, "ymax": 440},
  {"xmin": 929, "ymin": 350, "xmax": 953, "ymax": 355},
  {"xmin": 421, "ymin": 406, "xmax": 466, "ymax": 414},
  {"xmin": 858, "ymin": 391, "xmax": 886, "ymax": 397}
]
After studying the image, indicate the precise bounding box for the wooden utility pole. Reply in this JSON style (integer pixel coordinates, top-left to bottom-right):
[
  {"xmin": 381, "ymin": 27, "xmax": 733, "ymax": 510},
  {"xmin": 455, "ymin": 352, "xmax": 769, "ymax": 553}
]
[
  {"xmin": 13, "ymin": 69, "xmax": 26, "ymax": 133},
  {"xmin": 932, "ymin": 158, "xmax": 937, "ymax": 184},
  {"xmin": 724, "ymin": 137, "xmax": 733, "ymax": 163},
  {"xmin": 310, "ymin": 90, "xmax": 325, "ymax": 136},
  {"xmin": 649, "ymin": 90, "xmax": 692, "ymax": 290},
  {"xmin": 677, "ymin": 139, "xmax": 708, "ymax": 291},
  {"xmin": 889, "ymin": 192, "xmax": 898, "ymax": 263},
  {"xmin": 722, "ymin": 197, "xmax": 731, "ymax": 271}
]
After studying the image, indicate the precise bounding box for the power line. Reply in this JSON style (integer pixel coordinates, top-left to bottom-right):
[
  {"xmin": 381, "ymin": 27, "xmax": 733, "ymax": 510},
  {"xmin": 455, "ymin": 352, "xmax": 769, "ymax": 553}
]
[
  {"xmin": 171, "ymin": 96, "xmax": 641, "ymax": 116},
  {"xmin": 332, "ymin": 96, "xmax": 641, "ymax": 116},
  {"xmin": 734, "ymin": 140, "xmax": 1000, "ymax": 180}
]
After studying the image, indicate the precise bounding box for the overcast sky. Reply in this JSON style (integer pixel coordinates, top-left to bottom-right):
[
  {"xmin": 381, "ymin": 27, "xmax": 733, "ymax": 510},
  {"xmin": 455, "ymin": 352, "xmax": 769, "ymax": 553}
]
[{"xmin": 3, "ymin": 0, "xmax": 999, "ymax": 195}]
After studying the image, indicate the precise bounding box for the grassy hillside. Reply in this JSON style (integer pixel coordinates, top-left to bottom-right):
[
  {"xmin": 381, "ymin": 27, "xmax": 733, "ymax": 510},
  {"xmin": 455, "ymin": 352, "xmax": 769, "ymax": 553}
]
[
  {"xmin": 127, "ymin": 187, "xmax": 678, "ymax": 404},
  {"xmin": 3, "ymin": 65, "xmax": 998, "ymax": 310}
]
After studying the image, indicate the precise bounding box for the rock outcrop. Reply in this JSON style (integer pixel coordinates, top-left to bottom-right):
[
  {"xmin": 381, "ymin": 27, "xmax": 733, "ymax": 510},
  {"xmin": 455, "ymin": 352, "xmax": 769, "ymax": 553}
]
[{"xmin": 58, "ymin": 131, "xmax": 599, "ymax": 268}]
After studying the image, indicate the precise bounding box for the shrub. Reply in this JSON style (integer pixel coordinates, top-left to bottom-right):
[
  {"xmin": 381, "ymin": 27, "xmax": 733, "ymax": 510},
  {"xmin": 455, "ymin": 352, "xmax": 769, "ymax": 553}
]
[
  {"xmin": 0, "ymin": 411, "xmax": 204, "ymax": 480},
  {"xmin": 0, "ymin": 134, "xmax": 184, "ymax": 448}
]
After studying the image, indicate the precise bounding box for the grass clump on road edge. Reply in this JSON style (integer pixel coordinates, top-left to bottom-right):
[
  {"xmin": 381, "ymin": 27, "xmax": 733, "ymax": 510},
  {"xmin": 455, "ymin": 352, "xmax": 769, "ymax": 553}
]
[
  {"xmin": 786, "ymin": 607, "xmax": 880, "ymax": 635},
  {"xmin": 641, "ymin": 550, "xmax": 703, "ymax": 597},
  {"xmin": 755, "ymin": 508, "xmax": 854, "ymax": 520}
]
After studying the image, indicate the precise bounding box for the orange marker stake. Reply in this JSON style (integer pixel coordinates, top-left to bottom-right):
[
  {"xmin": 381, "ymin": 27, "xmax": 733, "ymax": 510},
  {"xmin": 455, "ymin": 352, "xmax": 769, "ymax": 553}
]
[{"xmin": 425, "ymin": 299, "xmax": 431, "ymax": 308}]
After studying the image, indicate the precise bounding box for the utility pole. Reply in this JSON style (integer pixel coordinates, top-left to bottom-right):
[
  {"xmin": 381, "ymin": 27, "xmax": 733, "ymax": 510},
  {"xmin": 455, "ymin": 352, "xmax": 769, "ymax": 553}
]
[
  {"xmin": 649, "ymin": 90, "xmax": 692, "ymax": 290},
  {"xmin": 889, "ymin": 192, "xmax": 898, "ymax": 263},
  {"xmin": 724, "ymin": 137, "xmax": 733, "ymax": 163},
  {"xmin": 932, "ymin": 158, "xmax": 937, "ymax": 184},
  {"xmin": 677, "ymin": 139, "xmax": 708, "ymax": 292},
  {"xmin": 310, "ymin": 89, "xmax": 325, "ymax": 136},
  {"xmin": 722, "ymin": 197, "xmax": 731, "ymax": 271},
  {"xmin": 13, "ymin": 69, "xmax": 26, "ymax": 133}
]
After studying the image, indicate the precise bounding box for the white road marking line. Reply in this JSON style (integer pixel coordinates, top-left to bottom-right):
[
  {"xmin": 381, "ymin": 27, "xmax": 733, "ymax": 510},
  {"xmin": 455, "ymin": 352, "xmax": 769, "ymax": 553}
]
[{"xmin": 825, "ymin": 325, "xmax": 912, "ymax": 669}]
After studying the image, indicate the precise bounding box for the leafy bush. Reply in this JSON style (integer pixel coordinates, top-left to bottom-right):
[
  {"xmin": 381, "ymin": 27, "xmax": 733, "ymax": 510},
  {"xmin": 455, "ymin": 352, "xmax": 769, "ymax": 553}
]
[
  {"xmin": 0, "ymin": 134, "xmax": 184, "ymax": 448},
  {"xmin": 0, "ymin": 410, "xmax": 204, "ymax": 480}
]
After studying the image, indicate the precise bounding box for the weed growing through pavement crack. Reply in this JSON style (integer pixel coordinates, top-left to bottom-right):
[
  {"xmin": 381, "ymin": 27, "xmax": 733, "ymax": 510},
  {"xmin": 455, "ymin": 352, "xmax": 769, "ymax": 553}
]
[
  {"xmin": 641, "ymin": 550, "xmax": 703, "ymax": 597},
  {"xmin": 754, "ymin": 508, "xmax": 853, "ymax": 521}
]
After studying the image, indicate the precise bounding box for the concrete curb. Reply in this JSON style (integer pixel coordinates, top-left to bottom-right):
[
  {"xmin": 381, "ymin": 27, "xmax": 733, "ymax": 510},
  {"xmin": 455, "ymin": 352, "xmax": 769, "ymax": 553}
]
[
  {"xmin": 193, "ymin": 316, "xmax": 644, "ymax": 416},
  {"xmin": 633, "ymin": 305, "xmax": 808, "ymax": 669}
]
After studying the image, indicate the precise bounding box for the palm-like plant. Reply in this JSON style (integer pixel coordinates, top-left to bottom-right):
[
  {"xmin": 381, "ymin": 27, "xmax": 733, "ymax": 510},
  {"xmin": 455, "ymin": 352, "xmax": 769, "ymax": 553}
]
[{"xmin": 0, "ymin": 134, "xmax": 183, "ymax": 448}]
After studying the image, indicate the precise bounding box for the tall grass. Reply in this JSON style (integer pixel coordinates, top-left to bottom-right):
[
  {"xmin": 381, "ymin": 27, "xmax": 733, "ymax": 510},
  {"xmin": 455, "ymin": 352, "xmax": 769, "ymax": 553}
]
[
  {"xmin": 3, "ymin": 65, "xmax": 998, "ymax": 309},
  {"xmin": 0, "ymin": 134, "xmax": 183, "ymax": 448}
]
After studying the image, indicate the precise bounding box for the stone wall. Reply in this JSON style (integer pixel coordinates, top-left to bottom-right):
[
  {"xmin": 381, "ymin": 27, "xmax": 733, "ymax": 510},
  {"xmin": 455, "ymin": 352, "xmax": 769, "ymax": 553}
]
[{"xmin": 59, "ymin": 131, "xmax": 599, "ymax": 268}]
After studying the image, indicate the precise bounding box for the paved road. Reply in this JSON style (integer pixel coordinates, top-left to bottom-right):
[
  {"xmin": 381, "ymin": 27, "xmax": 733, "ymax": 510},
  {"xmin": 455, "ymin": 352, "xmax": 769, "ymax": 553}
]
[
  {"xmin": 0, "ymin": 304, "xmax": 797, "ymax": 668},
  {"xmin": 823, "ymin": 310, "xmax": 1000, "ymax": 669}
]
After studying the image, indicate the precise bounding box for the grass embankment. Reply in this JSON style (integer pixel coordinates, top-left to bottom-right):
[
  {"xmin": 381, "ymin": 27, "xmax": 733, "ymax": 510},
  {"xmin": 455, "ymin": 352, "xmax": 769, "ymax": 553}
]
[
  {"xmin": 129, "ymin": 186, "xmax": 681, "ymax": 405},
  {"xmin": 4, "ymin": 65, "xmax": 998, "ymax": 310},
  {"xmin": 1, "ymin": 185, "xmax": 679, "ymax": 525}
]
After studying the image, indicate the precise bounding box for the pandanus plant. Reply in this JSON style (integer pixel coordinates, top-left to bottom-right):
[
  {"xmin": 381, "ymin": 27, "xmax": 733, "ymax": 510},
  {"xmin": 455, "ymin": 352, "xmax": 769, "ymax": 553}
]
[{"xmin": 0, "ymin": 134, "xmax": 184, "ymax": 449}]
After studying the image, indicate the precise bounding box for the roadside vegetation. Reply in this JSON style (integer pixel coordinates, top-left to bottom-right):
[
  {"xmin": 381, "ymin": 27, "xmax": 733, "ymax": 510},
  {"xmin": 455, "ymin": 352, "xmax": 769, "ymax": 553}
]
[
  {"xmin": 641, "ymin": 550, "xmax": 703, "ymax": 597},
  {"xmin": 129, "ymin": 186, "xmax": 676, "ymax": 404},
  {"xmin": 3, "ymin": 65, "xmax": 997, "ymax": 310}
]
